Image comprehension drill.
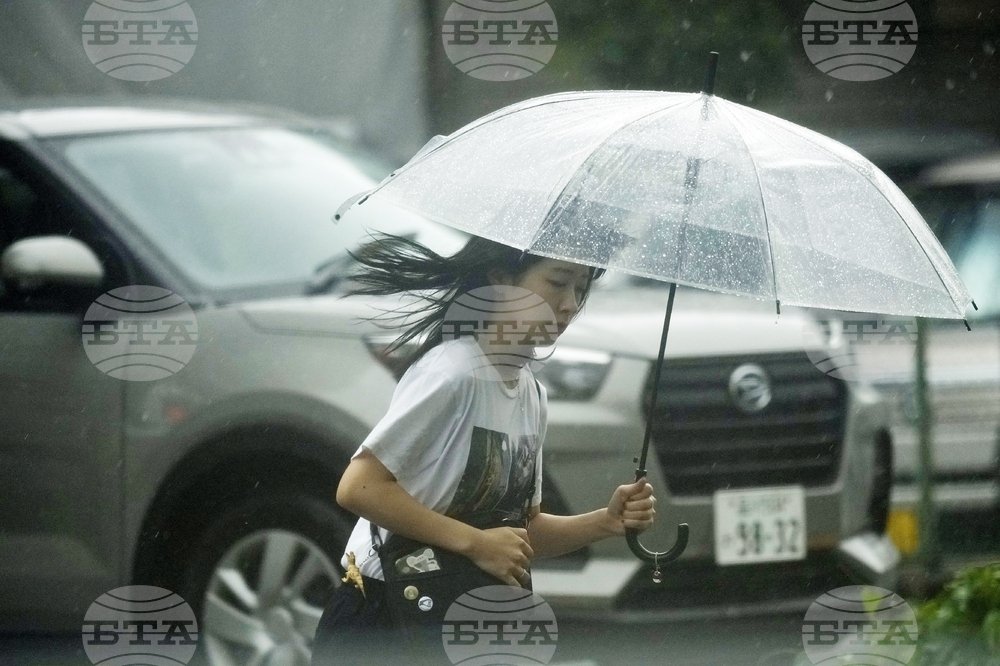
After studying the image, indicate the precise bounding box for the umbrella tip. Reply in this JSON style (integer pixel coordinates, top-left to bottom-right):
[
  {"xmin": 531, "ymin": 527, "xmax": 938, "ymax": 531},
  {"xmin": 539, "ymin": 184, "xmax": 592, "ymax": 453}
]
[
  {"xmin": 702, "ymin": 51, "xmax": 719, "ymax": 96},
  {"xmin": 972, "ymin": 299, "xmax": 979, "ymax": 311},
  {"xmin": 964, "ymin": 319, "xmax": 972, "ymax": 332},
  {"xmin": 775, "ymin": 299, "xmax": 781, "ymax": 316}
]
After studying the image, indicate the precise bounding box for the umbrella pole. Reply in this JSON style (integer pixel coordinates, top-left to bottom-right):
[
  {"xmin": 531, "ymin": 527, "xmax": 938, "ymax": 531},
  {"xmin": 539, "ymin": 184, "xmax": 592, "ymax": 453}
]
[
  {"xmin": 637, "ymin": 283, "xmax": 677, "ymax": 472},
  {"xmin": 623, "ymin": 50, "xmax": 720, "ymax": 574},
  {"xmin": 626, "ymin": 282, "xmax": 690, "ymax": 575}
]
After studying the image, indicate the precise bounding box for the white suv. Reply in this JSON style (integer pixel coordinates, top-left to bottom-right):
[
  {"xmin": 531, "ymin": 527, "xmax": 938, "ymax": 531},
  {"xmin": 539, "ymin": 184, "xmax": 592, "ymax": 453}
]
[
  {"xmin": 529, "ymin": 279, "xmax": 899, "ymax": 613},
  {"xmin": 852, "ymin": 153, "xmax": 1000, "ymax": 519}
]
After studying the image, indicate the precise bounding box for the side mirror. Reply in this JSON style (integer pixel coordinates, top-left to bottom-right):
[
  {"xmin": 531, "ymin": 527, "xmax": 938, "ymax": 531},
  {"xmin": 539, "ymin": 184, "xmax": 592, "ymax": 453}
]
[{"xmin": 1, "ymin": 235, "xmax": 105, "ymax": 292}]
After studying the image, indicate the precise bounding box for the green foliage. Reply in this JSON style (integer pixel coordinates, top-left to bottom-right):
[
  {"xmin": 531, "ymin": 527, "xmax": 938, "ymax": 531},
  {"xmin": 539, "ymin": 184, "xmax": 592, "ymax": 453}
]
[
  {"xmin": 553, "ymin": 0, "xmax": 795, "ymax": 106},
  {"xmin": 916, "ymin": 563, "xmax": 1000, "ymax": 665}
]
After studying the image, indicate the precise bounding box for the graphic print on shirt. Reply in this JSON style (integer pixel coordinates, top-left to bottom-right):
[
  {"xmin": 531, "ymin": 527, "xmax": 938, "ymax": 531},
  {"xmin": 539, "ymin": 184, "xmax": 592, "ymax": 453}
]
[{"xmin": 447, "ymin": 426, "xmax": 537, "ymax": 519}]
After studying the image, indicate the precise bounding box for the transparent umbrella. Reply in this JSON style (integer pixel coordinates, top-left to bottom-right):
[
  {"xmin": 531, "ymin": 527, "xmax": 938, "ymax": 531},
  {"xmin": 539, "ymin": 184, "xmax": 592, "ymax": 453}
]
[{"xmin": 336, "ymin": 54, "xmax": 975, "ymax": 575}]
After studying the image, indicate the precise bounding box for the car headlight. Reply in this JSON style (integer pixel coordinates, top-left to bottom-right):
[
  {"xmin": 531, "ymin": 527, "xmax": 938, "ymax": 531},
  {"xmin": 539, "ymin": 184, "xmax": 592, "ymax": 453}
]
[
  {"xmin": 363, "ymin": 333, "xmax": 421, "ymax": 380},
  {"xmin": 532, "ymin": 346, "xmax": 612, "ymax": 401}
]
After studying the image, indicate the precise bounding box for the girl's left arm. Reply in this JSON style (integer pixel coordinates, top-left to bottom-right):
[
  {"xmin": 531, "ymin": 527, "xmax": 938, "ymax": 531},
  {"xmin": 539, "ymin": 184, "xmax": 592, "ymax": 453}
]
[{"xmin": 526, "ymin": 479, "xmax": 655, "ymax": 559}]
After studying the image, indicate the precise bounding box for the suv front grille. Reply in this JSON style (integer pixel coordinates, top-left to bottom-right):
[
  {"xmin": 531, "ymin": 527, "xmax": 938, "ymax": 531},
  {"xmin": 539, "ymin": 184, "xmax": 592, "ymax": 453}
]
[{"xmin": 643, "ymin": 352, "xmax": 847, "ymax": 495}]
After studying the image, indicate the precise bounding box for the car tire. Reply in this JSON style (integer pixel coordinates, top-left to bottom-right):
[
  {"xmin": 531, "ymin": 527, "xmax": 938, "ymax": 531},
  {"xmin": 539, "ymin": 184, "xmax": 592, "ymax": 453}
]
[{"xmin": 173, "ymin": 492, "xmax": 352, "ymax": 666}]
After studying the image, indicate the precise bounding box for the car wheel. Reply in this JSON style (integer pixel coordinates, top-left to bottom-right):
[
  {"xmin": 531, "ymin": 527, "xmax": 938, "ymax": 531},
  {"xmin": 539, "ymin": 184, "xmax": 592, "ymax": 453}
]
[{"xmin": 175, "ymin": 492, "xmax": 351, "ymax": 666}]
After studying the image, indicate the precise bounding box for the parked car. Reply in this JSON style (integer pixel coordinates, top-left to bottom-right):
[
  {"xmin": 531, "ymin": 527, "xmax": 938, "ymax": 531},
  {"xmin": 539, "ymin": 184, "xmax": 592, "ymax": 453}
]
[
  {"xmin": 852, "ymin": 152, "xmax": 1000, "ymax": 528},
  {"xmin": 0, "ymin": 102, "xmax": 898, "ymax": 664}
]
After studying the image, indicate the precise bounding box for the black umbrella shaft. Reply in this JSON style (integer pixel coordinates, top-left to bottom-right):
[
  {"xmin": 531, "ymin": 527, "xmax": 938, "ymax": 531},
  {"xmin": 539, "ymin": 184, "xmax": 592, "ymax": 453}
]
[
  {"xmin": 636, "ymin": 282, "xmax": 678, "ymax": 476},
  {"xmin": 702, "ymin": 51, "xmax": 719, "ymax": 95}
]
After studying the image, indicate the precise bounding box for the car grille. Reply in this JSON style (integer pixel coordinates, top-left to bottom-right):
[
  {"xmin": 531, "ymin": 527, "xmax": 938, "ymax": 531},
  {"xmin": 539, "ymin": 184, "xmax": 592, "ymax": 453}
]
[{"xmin": 643, "ymin": 352, "xmax": 847, "ymax": 496}]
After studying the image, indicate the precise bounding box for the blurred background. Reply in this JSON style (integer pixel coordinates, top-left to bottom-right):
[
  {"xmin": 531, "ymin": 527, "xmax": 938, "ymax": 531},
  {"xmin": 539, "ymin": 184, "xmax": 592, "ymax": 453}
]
[
  {"xmin": 3, "ymin": 0, "xmax": 998, "ymax": 166},
  {"xmin": 1, "ymin": 1, "xmax": 997, "ymax": 664}
]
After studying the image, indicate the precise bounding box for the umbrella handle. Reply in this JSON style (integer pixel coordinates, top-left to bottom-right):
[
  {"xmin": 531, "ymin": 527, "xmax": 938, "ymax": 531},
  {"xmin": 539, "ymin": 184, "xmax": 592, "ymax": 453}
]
[
  {"xmin": 625, "ymin": 524, "xmax": 689, "ymax": 564},
  {"xmin": 625, "ymin": 469, "xmax": 689, "ymax": 568}
]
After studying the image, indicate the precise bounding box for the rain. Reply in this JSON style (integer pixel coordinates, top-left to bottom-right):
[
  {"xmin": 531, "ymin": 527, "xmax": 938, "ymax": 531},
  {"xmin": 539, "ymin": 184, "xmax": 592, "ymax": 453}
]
[{"xmin": 1, "ymin": 1, "xmax": 998, "ymax": 665}]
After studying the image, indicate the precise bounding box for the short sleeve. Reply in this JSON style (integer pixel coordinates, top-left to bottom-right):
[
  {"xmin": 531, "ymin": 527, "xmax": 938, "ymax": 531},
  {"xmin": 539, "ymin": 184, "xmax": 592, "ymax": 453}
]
[
  {"xmin": 356, "ymin": 364, "xmax": 474, "ymax": 488},
  {"xmin": 531, "ymin": 379, "xmax": 547, "ymax": 507}
]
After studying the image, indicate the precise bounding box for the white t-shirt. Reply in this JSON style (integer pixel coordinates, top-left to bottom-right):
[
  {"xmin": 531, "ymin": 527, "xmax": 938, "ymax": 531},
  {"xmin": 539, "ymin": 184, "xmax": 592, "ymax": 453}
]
[{"xmin": 341, "ymin": 336, "xmax": 547, "ymax": 579}]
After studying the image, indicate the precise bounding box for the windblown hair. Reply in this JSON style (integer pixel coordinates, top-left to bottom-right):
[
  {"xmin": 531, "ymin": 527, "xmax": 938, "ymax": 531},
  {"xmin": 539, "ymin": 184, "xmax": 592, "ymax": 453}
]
[{"xmin": 346, "ymin": 233, "xmax": 604, "ymax": 364}]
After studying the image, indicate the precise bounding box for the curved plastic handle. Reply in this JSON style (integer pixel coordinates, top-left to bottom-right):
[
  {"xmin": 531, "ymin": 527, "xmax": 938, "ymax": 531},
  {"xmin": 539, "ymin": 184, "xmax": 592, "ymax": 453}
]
[
  {"xmin": 626, "ymin": 522, "xmax": 689, "ymax": 565},
  {"xmin": 626, "ymin": 469, "xmax": 689, "ymax": 566}
]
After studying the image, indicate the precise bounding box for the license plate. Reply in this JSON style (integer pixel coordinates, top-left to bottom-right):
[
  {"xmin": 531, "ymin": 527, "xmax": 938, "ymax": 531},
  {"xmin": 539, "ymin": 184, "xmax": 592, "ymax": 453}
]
[{"xmin": 713, "ymin": 486, "xmax": 806, "ymax": 565}]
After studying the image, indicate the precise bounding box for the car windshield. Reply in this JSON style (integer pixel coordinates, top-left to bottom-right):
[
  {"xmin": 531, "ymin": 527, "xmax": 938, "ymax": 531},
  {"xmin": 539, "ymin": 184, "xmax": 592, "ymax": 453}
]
[
  {"xmin": 47, "ymin": 126, "xmax": 419, "ymax": 294},
  {"xmin": 913, "ymin": 186, "xmax": 1000, "ymax": 321}
]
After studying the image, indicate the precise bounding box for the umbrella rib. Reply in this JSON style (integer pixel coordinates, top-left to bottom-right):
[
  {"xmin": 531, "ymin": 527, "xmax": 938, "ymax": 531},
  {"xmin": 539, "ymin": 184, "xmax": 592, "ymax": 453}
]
[
  {"xmin": 351, "ymin": 92, "xmax": 662, "ymax": 210},
  {"xmin": 715, "ymin": 102, "xmax": 781, "ymax": 313},
  {"xmin": 860, "ymin": 188, "xmax": 969, "ymax": 316},
  {"xmin": 523, "ymin": 94, "xmax": 700, "ymax": 253},
  {"xmin": 738, "ymin": 105, "xmax": 971, "ymax": 316}
]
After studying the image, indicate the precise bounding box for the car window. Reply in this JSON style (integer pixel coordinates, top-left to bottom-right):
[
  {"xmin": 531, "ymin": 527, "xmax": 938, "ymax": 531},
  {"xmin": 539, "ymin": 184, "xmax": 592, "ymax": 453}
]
[
  {"xmin": 0, "ymin": 159, "xmax": 125, "ymax": 312},
  {"xmin": 913, "ymin": 187, "xmax": 1000, "ymax": 320},
  {"xmin": 48, "ymin": 127, "xmax": 412, "ymax": 293},
  {"xmin": 950, "ymin": 199, "xmax": 1000, "ymax": 319},
  {"xmin": 0, "ymin": 165, "xmax": 63, "ymax": 247}
]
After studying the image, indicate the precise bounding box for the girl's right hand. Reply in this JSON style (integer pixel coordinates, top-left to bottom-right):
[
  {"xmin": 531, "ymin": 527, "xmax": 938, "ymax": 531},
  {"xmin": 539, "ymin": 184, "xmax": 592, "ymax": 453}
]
[{"xmin": 467, "ymin": 526, "xmax": 533, "ymax": 586}]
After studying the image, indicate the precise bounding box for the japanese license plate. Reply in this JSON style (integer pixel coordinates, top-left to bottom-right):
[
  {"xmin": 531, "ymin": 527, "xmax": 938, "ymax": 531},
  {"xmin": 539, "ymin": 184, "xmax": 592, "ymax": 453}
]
[{"xmin": 713, "ymin": 486, "xmax": 806, "ymax": 566}]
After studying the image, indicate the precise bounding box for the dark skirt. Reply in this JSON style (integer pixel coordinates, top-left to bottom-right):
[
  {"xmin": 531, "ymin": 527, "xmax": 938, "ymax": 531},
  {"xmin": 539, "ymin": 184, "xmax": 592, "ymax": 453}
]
[{"xmin": 311, "ymin": 576, "xmax": 441, "ymax": 665}]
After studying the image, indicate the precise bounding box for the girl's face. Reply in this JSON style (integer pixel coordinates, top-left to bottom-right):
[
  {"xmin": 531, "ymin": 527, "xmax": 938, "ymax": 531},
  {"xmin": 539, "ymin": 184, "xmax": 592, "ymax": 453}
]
[{"xmin": 510, "ymin": 258, "xmax": 592, "ymax": 339}]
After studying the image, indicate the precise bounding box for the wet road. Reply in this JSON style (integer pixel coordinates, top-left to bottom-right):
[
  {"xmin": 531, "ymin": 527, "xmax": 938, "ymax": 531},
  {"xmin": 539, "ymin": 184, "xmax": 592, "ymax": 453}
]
[
  {"xmin": 3, "ymin": 612, "xmax": 810, "ymax": 666},
  {"xmin": 5, "ymin": 514, "xmax": 995, "ymax": 666}
]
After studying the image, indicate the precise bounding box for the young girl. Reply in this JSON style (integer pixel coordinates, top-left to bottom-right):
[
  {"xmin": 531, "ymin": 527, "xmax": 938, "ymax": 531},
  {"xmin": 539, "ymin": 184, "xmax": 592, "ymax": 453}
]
[{"xmin": 311, "ymin": 234, "xmax": 655, "ymax": 664}]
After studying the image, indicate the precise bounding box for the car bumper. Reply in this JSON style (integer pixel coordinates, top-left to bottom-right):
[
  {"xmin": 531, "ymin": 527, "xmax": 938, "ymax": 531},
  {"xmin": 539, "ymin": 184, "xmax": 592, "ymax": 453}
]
[{"xmin": 534, "ymin": 531, "xmax": 899, "ymax": 618}]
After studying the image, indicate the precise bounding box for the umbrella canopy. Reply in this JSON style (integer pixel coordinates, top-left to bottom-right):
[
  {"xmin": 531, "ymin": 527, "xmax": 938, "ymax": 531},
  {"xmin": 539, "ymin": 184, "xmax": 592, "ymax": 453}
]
[
  {"xmin": 336, "ymin": 81, "xmax": 977, "ymax": 571},
  {"xmin": 338, "ymin": 90, "xmax": 973, "ymax": 321}
]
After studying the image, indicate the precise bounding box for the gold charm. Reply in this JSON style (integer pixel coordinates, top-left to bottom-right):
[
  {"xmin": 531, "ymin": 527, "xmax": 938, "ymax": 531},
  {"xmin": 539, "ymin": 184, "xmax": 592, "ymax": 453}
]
[{"xmin": 342, "ymin": 551, "xmax": 365, "ymax": 598}]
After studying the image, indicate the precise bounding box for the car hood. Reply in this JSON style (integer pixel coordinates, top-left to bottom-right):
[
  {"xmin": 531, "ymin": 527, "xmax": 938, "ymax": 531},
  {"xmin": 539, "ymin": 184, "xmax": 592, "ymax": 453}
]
[
  {"xmin": 852, "ymin": 319, "xmax": 1000, "ymax": 387},
  {"xmin": 238, "ymin": 293, "xmax": 389, "ymax": 337},
  {"xmin": 546, "ymin": 287, "xmax": 822, "ymax": 360},
  {"xmin": 238, "ymin": 286, "xmax": 828, "ymax": 359}
]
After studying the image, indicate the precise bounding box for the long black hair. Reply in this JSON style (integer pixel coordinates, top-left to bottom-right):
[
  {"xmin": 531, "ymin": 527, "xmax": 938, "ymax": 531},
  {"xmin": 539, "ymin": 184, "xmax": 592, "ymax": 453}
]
[{"xmin": 346, "ymin": 233, "xmax": 604, "ymax": 364}]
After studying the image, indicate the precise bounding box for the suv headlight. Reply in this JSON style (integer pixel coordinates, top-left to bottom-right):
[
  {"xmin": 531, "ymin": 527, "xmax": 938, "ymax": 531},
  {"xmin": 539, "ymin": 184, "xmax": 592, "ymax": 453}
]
[
  {"xmin": 532, "ymin": 346, "xmax": 612, "ymax": 401},
  {"xmin": 363, "ymin": 333, "xmax": 421, "ymax": 380}
]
